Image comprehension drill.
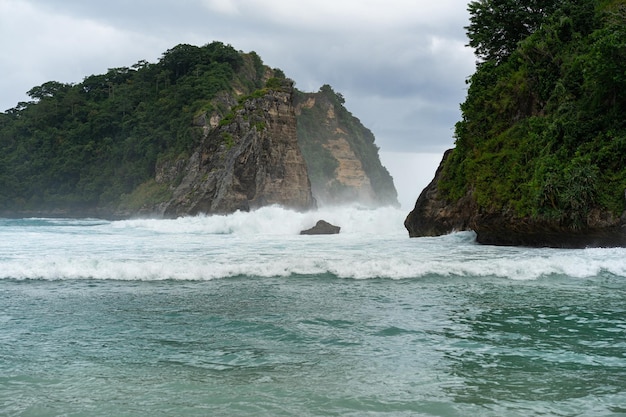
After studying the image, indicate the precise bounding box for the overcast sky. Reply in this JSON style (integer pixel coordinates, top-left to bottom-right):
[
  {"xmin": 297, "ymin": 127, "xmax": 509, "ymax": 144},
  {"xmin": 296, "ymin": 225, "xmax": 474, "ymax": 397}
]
[{"xmin": 0, "ymin": 0, "xmax": 476, "ymax": 208}]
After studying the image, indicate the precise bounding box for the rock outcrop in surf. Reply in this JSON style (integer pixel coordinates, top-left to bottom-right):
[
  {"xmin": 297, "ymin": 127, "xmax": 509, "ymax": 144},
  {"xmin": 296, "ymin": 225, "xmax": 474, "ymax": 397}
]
[{"xmin": 300, "ymin": 220, "xmax": 341, "ymax": 235}]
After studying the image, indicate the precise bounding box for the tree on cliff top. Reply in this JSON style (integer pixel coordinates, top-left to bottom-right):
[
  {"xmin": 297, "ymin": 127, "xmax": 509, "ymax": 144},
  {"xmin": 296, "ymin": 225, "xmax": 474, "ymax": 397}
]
[{"xmin": 466, "ymin": 0, "xmax": 561, "ymax": 63}]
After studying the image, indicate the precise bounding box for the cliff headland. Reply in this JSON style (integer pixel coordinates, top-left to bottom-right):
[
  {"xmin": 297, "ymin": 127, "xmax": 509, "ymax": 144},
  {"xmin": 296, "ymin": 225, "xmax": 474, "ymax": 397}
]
[
  {"xmin": 406, "ymin": 0, "xmax": 626, "ymax": 248},
  {"xmin": 0, "ymin": 43, "xmax": 397, "ymax": 219}
]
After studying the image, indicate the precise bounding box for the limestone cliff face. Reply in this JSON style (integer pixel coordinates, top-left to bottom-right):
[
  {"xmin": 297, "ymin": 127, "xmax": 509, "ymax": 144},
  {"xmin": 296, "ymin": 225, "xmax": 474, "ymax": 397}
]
[
  {"xmin": 405, "ymin": 150, "xmax": 626, "ymax": 248},
  {"xmin": 154, "ymin": 84, "xmax": 315, "ymax": 217},
  {"xmin": 151, "ymin": 82, "xmax": 398, "ymax": 217},
  {"xmin": 295, "ymin": 86, "xmax": 398, "ymax": 207},
  {"xmin": 324, "ymin": 135, "xmax": 375, "ymax": 201}
]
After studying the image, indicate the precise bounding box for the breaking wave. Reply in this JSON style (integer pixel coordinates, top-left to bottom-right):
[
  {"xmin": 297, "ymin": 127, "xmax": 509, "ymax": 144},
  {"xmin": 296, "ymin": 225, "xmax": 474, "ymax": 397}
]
[
  {"xmin": 110, "ymin": 204, "xmax": 407, "ymax": 236},
  {"xmin": 1, "ymin": 205, "xmax": 626, "ymax": 281}
]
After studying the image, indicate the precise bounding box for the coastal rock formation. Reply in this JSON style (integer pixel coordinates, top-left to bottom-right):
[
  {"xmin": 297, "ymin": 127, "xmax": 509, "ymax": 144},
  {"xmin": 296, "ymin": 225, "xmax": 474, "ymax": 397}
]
[
  {"xmin": 405, "ymin": 3, "xmax": 626, "ymax": 248},
  {"xmin": 300, "ymin": 220, "xmax": 341, "ymax": 235},
  {"xmin": 295, "ymin": 85, "xmax": 398, "ymax": 207},
  {"xmin": 156, "ymin": 83, "xmax": 315, "ymax": 216},
  {"xmin": 405, "ymin": 151, "xmax": 626, "ymax": 248},
  {"xmin": 404, "ymin": 150, "xmax": 475, "ymax": 237},
  {"xmin": 0, "ymin": 43, "xmax": 397, "ymax": 219}
]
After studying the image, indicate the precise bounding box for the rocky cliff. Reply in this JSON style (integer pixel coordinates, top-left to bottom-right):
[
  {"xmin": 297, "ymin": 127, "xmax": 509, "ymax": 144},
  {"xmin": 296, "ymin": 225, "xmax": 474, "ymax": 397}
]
[
  {"xmin": 295, "ymin": 85, "xmax": 398, "ymax": 207},
  {"xmin": 152, "ymin": 81, "xmax": 397, "ymax": 216},
  {"xmin": 153, "ymin": 82, "xmax": 315, "ymax": 217},
  {"xmin": 404, "ymin": 150, "xmax": 475, "ymax": 237},
  {"xmin": 406, "ymin": 2, "xmax": 626, "ymax": 248}
]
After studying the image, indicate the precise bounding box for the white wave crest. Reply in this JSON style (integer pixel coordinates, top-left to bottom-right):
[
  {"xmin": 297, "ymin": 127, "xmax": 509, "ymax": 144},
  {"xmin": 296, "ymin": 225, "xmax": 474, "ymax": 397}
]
[
  {"xmin": 111, "ymin": 204, "xmax": 407, "ymax": 236},
  {"xmin": 4, "ymin": 250, "xmax": 626, "ymax": 281},
  {"xmin": 2, "ymin": 206, "xmax": 626, "ymax": 281}
]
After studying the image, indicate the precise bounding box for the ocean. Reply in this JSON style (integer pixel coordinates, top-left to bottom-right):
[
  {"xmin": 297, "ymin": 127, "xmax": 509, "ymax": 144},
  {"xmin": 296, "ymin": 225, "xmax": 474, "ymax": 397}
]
[{"xmin": 1, "ymin": 206, "xmax": 625, "ymax": 417}]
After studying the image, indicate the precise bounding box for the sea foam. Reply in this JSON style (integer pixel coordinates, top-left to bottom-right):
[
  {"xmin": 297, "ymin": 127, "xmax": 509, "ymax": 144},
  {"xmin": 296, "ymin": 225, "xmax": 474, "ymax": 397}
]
[
  {"xmin": 110, "ymin": 204, "xmax": 407, "ymax": 236},
  {"xmin": 2, "ymin": 206, "xmax": 626, "ymax": 281}
]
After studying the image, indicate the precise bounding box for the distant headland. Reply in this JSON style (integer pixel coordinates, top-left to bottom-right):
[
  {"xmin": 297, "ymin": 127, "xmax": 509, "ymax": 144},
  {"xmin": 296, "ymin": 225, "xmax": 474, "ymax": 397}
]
[{"xmin": 0, "ymin": 42, "xmax": 398, "ymax": 219}]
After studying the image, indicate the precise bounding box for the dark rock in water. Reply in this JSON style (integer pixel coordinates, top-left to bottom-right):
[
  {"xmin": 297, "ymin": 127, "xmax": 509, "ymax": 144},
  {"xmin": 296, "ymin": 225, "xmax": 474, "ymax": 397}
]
[{"xmin": 300, "ymin": 220, "xmax": 340, "ymax": 235}]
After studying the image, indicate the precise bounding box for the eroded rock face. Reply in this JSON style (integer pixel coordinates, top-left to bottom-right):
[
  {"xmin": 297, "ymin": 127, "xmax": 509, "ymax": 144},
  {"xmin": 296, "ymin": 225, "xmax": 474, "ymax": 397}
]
[
  {"xmin": 469, "ymin": 211, "xmax": 626, "ymax": 248},
  {"xmin": 156, "ymin": 86, "xmax": 316, "ymax": 217},
  {"xmin": 294, "ymin": 89, "xmax": 398, "ymax": 207},
  {"xmin": 404, "ymin": 150, "xmax": 475, "ymax": 237},
  {"xmin": 405, "ymin": 150, "xmax": 626, "ymax": 248}
]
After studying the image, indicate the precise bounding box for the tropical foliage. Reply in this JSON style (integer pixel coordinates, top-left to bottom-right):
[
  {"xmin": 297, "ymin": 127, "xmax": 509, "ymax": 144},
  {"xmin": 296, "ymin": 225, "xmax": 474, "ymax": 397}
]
[
  {"xmin": 0, "ymin": 42, "xmax": 265, "ymax": 213},
  {"xmin": 440, "ymin": 0, "xmax": 626, "ymax": 227}
]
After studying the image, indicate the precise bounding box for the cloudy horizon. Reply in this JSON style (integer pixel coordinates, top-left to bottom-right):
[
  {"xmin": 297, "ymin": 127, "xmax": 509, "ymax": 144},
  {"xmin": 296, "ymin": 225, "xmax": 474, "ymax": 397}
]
[{"xmin": 0, "ymin": 0, "xmax": 477, "ymax": 208}]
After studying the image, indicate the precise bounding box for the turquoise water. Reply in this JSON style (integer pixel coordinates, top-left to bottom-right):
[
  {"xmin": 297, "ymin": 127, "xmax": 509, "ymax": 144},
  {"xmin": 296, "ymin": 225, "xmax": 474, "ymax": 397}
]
[{"xmin": 1, "ymin": 207, "xmax": 625, "ymax": 416}]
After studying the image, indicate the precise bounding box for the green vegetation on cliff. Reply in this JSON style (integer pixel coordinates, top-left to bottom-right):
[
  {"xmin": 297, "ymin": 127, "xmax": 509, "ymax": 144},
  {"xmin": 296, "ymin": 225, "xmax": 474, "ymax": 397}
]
[
  {"xmin": 0, "ymin": 41, "xmax": 395, "ymax": 215},
  {"xmin": 0, "ymin": 42, "xmax": 260, "ymax": 213},
  {"xmin": 440, "ymin": 0, "xmax": 626, "ymax": 228}
]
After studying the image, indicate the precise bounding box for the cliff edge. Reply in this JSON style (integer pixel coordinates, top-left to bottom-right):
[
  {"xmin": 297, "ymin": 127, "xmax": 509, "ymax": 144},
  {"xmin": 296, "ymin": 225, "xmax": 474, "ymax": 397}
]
[{"xmin": 295, "ymin": 85, "xmax": 398, "ymax": 207}]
